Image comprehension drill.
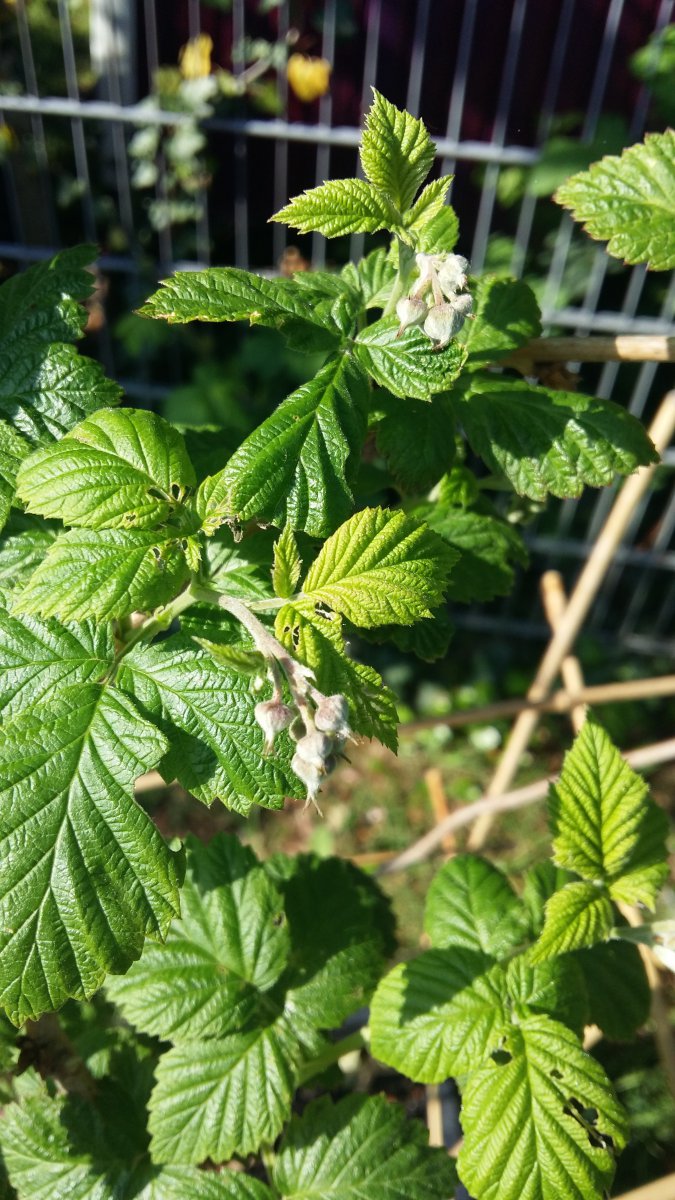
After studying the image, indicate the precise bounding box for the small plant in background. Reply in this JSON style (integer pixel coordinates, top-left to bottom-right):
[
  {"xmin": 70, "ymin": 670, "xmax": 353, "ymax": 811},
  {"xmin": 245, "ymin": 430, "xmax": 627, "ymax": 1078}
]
[{"xmin": 0, "ymin": 91, "xmax": 672, "ymax": 1199}]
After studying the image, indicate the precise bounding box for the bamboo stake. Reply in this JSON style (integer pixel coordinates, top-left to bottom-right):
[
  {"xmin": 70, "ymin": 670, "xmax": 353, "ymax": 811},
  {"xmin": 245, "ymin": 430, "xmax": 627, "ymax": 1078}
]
[
  {"xmin": 505, "ymin": 334, "xmax": 675, "ymax": 366},
  {"xmin": 614, "ymin": 1173, "xmax": 675, "ymax": 1200},
  {"xmin": 539, "ymin": 571, "xmax": 587, "ymax": 735},
  {"xmin": 620, "ymin": 902, "xmax": 675, "ymax": 1103},
  {"xmin": 424, "ymin": 767, "xmax": 456, "ymax": 853},
  {"xmin": 468, "ymin": 389, "xmax": 675, "ymax": 850}
]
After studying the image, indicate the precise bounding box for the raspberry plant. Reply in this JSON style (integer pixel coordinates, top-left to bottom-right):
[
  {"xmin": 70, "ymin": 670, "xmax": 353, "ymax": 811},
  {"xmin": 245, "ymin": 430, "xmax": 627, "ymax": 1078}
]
[{"xmin": 0, "ymin": 93, "xmax": 672, "ymax": 1200}]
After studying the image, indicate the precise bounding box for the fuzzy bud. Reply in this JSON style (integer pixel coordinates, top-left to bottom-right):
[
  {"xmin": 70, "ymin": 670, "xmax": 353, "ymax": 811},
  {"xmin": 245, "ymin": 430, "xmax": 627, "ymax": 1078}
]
[
  {"xmin": 254, "ymin": 700, "xmax": 294, "ymax": 753},
  {"xmin": 294, "ymin": 729, "xmax": 334, "ymax": 772},
  {"xmin": 424, "ymin": 302, "xmax": 467, "ymax": 349},
  {"xmin": 395, "ymin": 296, "xmax": 428, "ymax": 337},
  {"xmin": 314, "ymin": 694, "xmax": 351, "ymax": 740},
  {"xmin": 437, "ymin": 254, "xmax": 469, "ymax": 298},
  {"xmin": 290, "ymin": 750, "xmax": 324, "ymax": 811}
]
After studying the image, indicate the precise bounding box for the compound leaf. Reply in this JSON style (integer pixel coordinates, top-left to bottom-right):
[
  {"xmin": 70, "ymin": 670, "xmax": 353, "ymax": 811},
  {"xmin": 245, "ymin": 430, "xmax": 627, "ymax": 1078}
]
[
  {"xmin": 355, "ymin": 315, "xmax": 465, "ymax": 400},
  {"xmin": 118, "ymin": 637, "xmax": 298, "ymax": 814},
  {"xmin": 301, "ymin": 506, "xmax": 456, "ymax": 627},
  {"xmin": 425, "ymin": 855, "xmax": 526, "ymax": 959},
  {"xmin": 549, "ymin": 718, "xmax": 668, "ymax": 907},
  {"xmin": 139, "ymin": 268, "xmax": 343, "ymax": 353},
  {"xmin": 17, "ymin": 409, "xmax": 195, "ymax": 530},
  {"xmin": 458, "ymin": 1014, "xmax": 628, "ymax": 1200},
  {"xmin": 530, "ymin": 881, "xmax": 615, "ymax": 962},
  {"xmin": 196, "ymin": 354, "xmax": 369, "ymax": 538},
  {"xmin": 458, "ymin": 376, "xmax": 657, "ymax": 501},
  {"xmin": 459, "ymin": 275, "xmax": 541, "ymax": 366},
  {"xmin": 275, "ymin": 602, "xmax": 399, "ymax": 750},
  {"xmin": 272, "ymin": 178, "xmax": 399, "ymax": 237},
  {"xmin": 107, "ymin": 835, "xmax": 290, "ymax": 1040},
  {"xmin": 0, "ymin": 685, "xmax": 181, "ymax": 1025},
  {"xmin": 360, "ymin": 89, "xmax": 435, "ymax": 212},
  {"xmin": 273, "ymin": 1094, "xmax": 457, "ymax": 1200},
  {"xmin": 370, "ymin": 949, "xmax": 509, "ymax": 1082},
  {"xmin": 14, "ymin": 528, "xmax": 189, "ymax": 621},
  {"xmin": 555, "ymin": 129, "xmax": 675, "ymax": 270}
]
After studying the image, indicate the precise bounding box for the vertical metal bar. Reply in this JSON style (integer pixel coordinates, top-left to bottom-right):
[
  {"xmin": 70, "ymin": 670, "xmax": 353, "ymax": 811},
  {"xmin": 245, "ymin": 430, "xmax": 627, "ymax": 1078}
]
[
  {"xmin": 13, "ymin": 0, "xmax": 60, "ymax": 245},
  {"xmin": 187, "ymin": 0, "xmax": 211, "ymax": 266},
  {"xmin": 272, "ymin": 0, "xmax": 290, "ymax": 265},
  {"xmin": 470, "ymin": 0, "xmax": 529, "ymax": 272},
  {"xmin": 406, "ymin": 0, "xmax": 432, "ymax": 116},
  {"xmin": 311, "ymin": 0, "xmax": 337, "ymax": 268},
  {"xmin": 187, "ymin": 0, "xmax": 201, "ymax": 41},
  {"xmin": 511, "ymin": 0, "xmax": 577, "ymax": 277},
  {"xmin": 142, "ymin": 0, "xmax": 173, "ymax": 270},
  {"xmin": 0, "ymin": 113, "xmax": 26, "ymax": 243},
  {"xmin": 349, "ymin": 0, "xmax": 382, "ymax": 263},
  {"xmin": 440, "ymin": 0, "xmax": 479, "ymax": 179},
  {"xmin": 232, "ymin": 0, "xmax": 249, "ymax": 268},
  {"xmin": 57, "ymin": 0, "xmax": 97, "ymax": 243}
]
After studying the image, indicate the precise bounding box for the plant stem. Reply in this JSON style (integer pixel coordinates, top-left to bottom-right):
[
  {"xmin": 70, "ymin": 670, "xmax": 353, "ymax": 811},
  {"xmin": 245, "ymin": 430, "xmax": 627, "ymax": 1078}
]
[
  {"xmin": 382, "ymin": 236, "xmax": 414, "ymax": 318},
  {"xmin": 111, "ymin": 585, "xmax": 198, "ymax": 668},
  {"xmin": 297, "ymin": 1030, "xmax": 366, "ymax": 1084}
]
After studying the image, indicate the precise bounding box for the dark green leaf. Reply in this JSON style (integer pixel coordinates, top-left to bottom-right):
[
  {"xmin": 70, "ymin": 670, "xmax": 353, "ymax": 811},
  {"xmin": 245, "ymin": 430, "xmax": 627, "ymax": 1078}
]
[
  {"xmin": 459, "ymin": 275, "xmax": 541, "ymax": 366},
  {"xmin": 573, "ymin": 941, "xmax": 650, "ymax": 1040},
  {"xmin": 376, "ymin": 393, "xmax": 456, "ymax": 491}
]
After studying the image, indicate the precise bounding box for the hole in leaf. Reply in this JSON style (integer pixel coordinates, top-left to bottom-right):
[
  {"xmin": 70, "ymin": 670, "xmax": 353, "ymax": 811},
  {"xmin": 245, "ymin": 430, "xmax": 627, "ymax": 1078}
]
[
  {"xmin": 291, "ymin": 626, "xmax": 300, "ymax": 649},
  {"xmin": 563, "ymin": 1098, "xmax": 614, "ymax": 1151},
  {"xmin": 170, "ymin": 482, "xmax": 182, "ymax": 500},
  {"xmin": 550, "ymin": 1068, "xmax": 563, "ymax": 1079},
  {"xmin": 147, "ymin": 487, "xmax": 165, "ymax": 501},
  {"xmin": 490, "ymin": 1049, "xmax": 512, "ymax": 1066},
  {"xmin": 272, "ymin": 913, "xmax": 285, "ymax": 928}
]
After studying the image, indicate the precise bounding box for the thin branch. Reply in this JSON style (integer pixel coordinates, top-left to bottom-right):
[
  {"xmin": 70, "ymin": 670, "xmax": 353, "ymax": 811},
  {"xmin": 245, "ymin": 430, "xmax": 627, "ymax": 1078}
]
[
  {"xmin": 378, "ymin": 737, "xmax": 675, "ymax": 875},
  {"xmin": 505, "ymin": 334, "xmax": 675, "ymax": 367}
]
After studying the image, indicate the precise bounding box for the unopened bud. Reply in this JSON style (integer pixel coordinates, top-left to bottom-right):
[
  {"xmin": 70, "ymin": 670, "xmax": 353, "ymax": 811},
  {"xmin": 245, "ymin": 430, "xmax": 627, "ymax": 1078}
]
[
  {"xmin": 254, "ymin": 700, "xmax": 294, "ymax": 753},
  {"xmin": 424, "ymin": 302, "xmax": 466, "ymax": 349},
  {"xmin": 291, "ymin": 750, "xmax": 324, "ymax": 812},
  {"xmin": 294, "ymin": 729, "xmax": 333, "ymax": 772},
  {"xmin": 314, "ymin": 694, "xmax": 351, "ymax": 739},
  {"xmin": 395, "ymin": 296, "xmax": 428, "ymax": 337},
  {"xmin": 437, "ymin": 254, "xmax": 469, "ymax": 298}
]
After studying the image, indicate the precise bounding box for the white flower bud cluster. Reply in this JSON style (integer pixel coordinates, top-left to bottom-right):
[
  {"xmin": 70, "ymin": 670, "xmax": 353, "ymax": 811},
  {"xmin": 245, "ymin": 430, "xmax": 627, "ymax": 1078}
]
[
  {"xmin": 396, "ymin": 252, "xmax": 473, "ymax": 350},
  {"xmin": 254, "ymin": 678, "xmax": 352, "ymax": 813}
]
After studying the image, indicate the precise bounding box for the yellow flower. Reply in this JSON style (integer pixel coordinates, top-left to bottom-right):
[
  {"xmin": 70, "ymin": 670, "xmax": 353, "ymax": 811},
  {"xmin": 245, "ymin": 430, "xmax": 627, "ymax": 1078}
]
[
  {"xmin": 287, "ymin": 54, "xmax": 331, "ymax": 103},
  {"xmin": 179, "ymin": 34, "xmax": 213, "ymax": 81}
]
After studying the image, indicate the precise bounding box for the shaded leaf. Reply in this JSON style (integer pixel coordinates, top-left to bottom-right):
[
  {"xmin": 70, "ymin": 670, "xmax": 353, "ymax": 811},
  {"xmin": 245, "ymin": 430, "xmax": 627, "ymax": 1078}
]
[
  {"xmin": 375, "ymin": 393, "xmax": 456, "ymax": 492},
  {"xmin": 459, "ymin": 275, "xmax": 541, "ymax": 366}
]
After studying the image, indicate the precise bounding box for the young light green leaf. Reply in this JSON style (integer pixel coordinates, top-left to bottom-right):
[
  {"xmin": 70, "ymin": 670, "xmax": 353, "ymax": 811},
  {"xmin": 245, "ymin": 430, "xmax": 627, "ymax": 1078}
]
[
  {"xmin": 108, "ymin": 835, "xmax": 290, "ymax": 1040},
  {"xmin": 521, "ymin": 861, "xmax": 575, "ymax": 936},
  {"xmin": 555, "ymin": 129, "xmax": 675, "ymax": 270},
  {"xmin": 14, "ymin": 528, "xmax": 189, "ymax": 620},
  {"xmin": 272, "ymin": 524, "xmax": 302, "ymax": 597},
  {"xmin": 275, "ymin": 602, "xmax": 399, "ymax": 750},
  {"xmin": 375, "ymin": 393, "xmax": 457, "ymax": 492},
  {"xmin": 404, "ymin": 175, "xmax": 454, "ymax": 232},
  {"xmin": 573, "ymin": 941, "xmax": 650, "ymax": 1041},
  {"xmin": 0, "ymin": 608, "xmax": 112, "ymax": 721},
  {"xmin": 424, "ymin": 855, "xmax": 526, "ymax": 958},
  {"xmin": 457, "ymin": 376, "xmax": 658, "ymax": 500},
  {"xmin": 458, "ymin": 1015, "xmax": 628, "ymax": 1200},
  {"xmin": 549, "ymin": 718, "xmax": 669, "ymax": 907},
  {"xmin": 355, "ymin": 315, "xmax": 465, "ymax": 399},
  {"xmin": 530, "ymin": 881, "xmax": 615, "ymax": 962},
  {"xmin": 505, "ymin": 954, "xmax": 589, "ymax": 1036},
  {"xmin": 458, "ymin": 275, "xmax": 542, "ymax": 366},
  {"xmin": 301, "ymin": 506, "xmax": 456, "ymax": 628},
  {"xmin": 273, "ymin": 1094, "xmax": 457, "ymax": 1200},
  {"xmin": 348, "ymin": 246, "xmax": 396, "ymax": 307},
  {"xmin": 360, "ymin": 89, "xmax": 435, "ymax": 211},
  {"xmin": 417, "ymin": 205, "xmax": 460, "ymax": 253},
  {"xmin": 271, "ymin": 177, "xmax": 400, "ymax": 237},
  {"xmin": 0, "ymin": 685, "xmax": 181, "ymax": 1025},
  {"xmin": 138, "ymin": 267, "xmax": 343, "ymax": 353},
  {"xmin": 17, "ymin": 409, "xmax": 196, "ymax": 530},
  {"xmin": 421, "ymin": 504, "xmax": 528, "ymax": 603},
  {"xmin": 117, "ymin": 637, "xmax": 298, "ymax": 814},
  {"xmin": 370, "ymin": 949, "xmax": 509, "ymax": 1082},
  {"xmin": 196, "ymin": 355, "xmax": 369, "ymax": 538}
]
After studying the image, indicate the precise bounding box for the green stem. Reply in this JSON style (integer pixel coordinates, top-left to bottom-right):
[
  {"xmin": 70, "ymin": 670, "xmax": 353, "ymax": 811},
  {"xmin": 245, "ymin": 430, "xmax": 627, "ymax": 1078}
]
[
  {"xmin": 382, "ymin": 235, "xmax": 415, "ymax": 318},
  {"xmin": 297, "ymin": 1030, "xmax": 366, "ymax": 1085},
  {"xmin": 111, "ymin": 585, "xmax": 198, "ymax": 669}
]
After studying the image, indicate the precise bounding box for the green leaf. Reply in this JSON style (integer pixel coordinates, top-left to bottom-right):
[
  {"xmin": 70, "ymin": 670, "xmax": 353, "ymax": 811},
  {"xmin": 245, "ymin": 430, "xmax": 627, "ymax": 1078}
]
[
  {"xmin": 138, "ymin": 267, "xmax": 343, "ymax": 353},
  {"xmin": 17, "ymin": 409, "xmax": 195, "ymax": 530},
  {"xmin": 0, "ymin": 685, "xmax": 182, "ymax": 1025},
  {"xmin": 555, "ymin": 129, "xmax": 675, "ymax": 270},
  {"xmin": 421, "ymin": 504, "xmax": 528, "ymax": 602},
  {"xmin": 457, "ymin": 376, "xmax": 658, "ymax": 500},
  {"xmin": 266, "ymin": 854, "xmax": 395, "ymax": 1028},
  {"xmin": 459, "ymin": 275, "xmax": 541, "ymax": 366},
  {"xmin": 424, "ymin": 855, "xmax": 526, "ymax": 958},
  {"xmin": 521, "ymin": 862, "xmax": 575, "ymax": 936},
  {"xmin": 370, "ymin": 949, "xmax": 508, "ymax": 1082},
  {"xmin": 273, "ymin": 1093, "xmax": 457, "ymax": 1200},
  {"xmin": 14, "ymin": 528, "xmax": 189, "ymax": 620},
  {"xmin": 0, "ymin": 420, "xmax": 29, "ymax": 532},
  {"xmin": 0, "ymin": 246, "xmax": 95, "ymax": 345},
  {"xmin": 458, "ymin": 1015, "xmax": 628, "ymax": 1200},
  {"xmin": 108, "ymin": 835, "xmax": 290, "ymax": 1040},
  {"xmin": 275, "ymin": 602, "xmax": 399, "ymax": 750},
  {"xmin": 505, "ymin": 954, "xmax": 589, "ymax": 1036},
  {"xmin": 573, "ymin": 941, "xmax": 650, "ymax": 1041},
  {"xmin": 355, "ymin": 315, "xmax": 465, "ymax": 400},
  {"xmin": 375, "ymin": 393, "xmax": 456, "ymax": 492},
  {"xmin": 271, "ymin": 177, "xmax": 399, "ymax": 236},
  {"xmin": 377, "ymin": 604, "xmax": 454, "ymax": 662},
  {"xmin": 1, "ymin": 342, "xmax": 121, "ymax": 447},
  {"xmin": 196, "ymin": 355, "xmax": 369, "ymax": 538},
  {"xmin": 0, "ymin": 608, "xmax": 112, "ymax": 721},
  {"xmin": 272, "ymin": 524, "xmax": 302, "ymax": 597},
  {"xmin": 349, "ymin": 247, "xmax": 396, "ymax": 308},
  {"xmin": 404, "ymin": 176, "xmax": 454, "ymax": 231},
  {"xmin": 301, "ymin": 506, "xmax": 456, "ymax": 628},
  {"xmin": 530, "ymin": 881, "xmax": 615, "ymax": 962},
  {"xmin": 360, "ymin": 89, "xmax": 435, "ymax": 211},
  {"xmin": 417, "ymin": 205, "xmax": 460, "ymax": 253},
  {"xmin": 0, "ymin": 514, "xmax": 57, "ymax": 597},
  {"xmin": 117, "ymin": 636, "xmax": 297, "ymax": 814},
  {"xmin": 549, "ymin": 718, "xmax": 669, "ymax": 907}
]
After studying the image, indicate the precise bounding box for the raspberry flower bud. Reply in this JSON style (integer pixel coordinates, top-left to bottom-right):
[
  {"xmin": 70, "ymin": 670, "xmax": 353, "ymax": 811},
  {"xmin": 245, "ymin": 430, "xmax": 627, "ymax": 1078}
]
[
  {"xmin": 294, "ymin": 729, "xmax": 334, "ymax": 772},
  {"xmin": 290, "ymin": 750, "xmax": 324, "ymax": 811},
  {"xmin": 395, "ymin": 296, "xmax": 428, "ymax": 337},
  {"xmin": 314, "ymin": 694, "xmax": 351, "ymax": 740},
  {"xmin": 437, "ymin": 254, "xmax": 469, "ymax": 298},
  {"xmin": 254, "ymin": 699, "xmax": 294, "ymax": 754},
  {"xmin": 424, "ymin": 302, "xmax": 467, "ymax": 349}
]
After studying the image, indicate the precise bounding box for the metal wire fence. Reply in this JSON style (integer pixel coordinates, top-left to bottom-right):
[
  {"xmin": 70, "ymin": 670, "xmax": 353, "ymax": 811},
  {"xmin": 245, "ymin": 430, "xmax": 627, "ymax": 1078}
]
[{"xmin": 1, "ymin": 0, "xmax": 674, "ymax": 655}]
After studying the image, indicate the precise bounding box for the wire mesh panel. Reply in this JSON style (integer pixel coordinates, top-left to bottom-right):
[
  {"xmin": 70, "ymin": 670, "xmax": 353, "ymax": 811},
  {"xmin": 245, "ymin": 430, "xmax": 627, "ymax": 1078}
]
[{"xmin": 0, "ymin": 0, "xmax": 673, "ymax": 653}]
